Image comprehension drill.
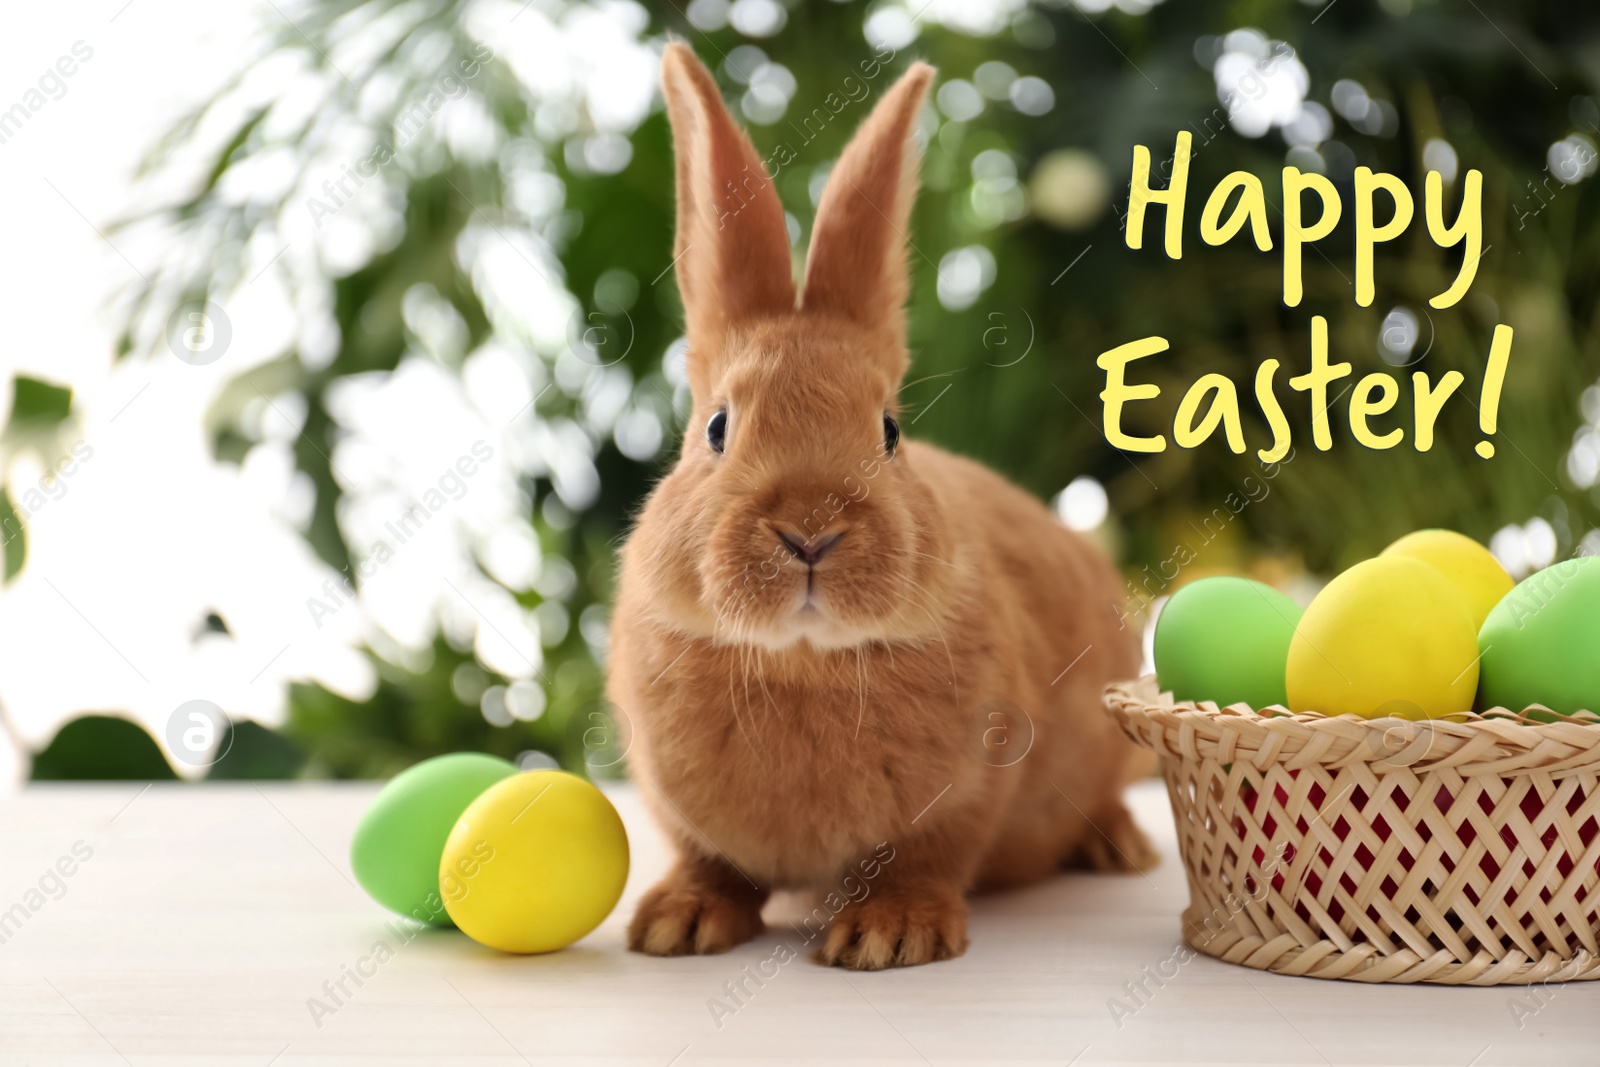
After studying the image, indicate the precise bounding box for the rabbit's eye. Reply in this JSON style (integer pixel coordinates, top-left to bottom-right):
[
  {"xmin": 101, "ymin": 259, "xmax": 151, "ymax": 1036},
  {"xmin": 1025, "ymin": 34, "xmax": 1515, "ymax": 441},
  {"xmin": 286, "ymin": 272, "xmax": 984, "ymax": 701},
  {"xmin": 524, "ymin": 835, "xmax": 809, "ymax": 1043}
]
[
  {"xmin": 706, "ymin": 409, "xmax": 728, "ymax": 453},
  {"xmin": 883, "ymin": 413, "xmax": 900, "ymax": 455}
]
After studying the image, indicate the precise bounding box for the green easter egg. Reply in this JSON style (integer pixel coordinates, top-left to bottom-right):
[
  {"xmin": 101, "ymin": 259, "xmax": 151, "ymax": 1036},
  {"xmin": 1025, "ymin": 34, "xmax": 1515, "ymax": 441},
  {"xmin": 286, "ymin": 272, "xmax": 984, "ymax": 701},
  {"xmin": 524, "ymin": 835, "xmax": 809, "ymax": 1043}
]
[
  {"xmin": 350, "ymin": 752, "xmax": 518, "ymax": 925},
  {"xmin": 1478, "ymin": 556, "xmax": 1600, "ymax": 716},
  {"xmin": 1155, "ymin": 577, "xmax": 1302, "ymax": 710}
]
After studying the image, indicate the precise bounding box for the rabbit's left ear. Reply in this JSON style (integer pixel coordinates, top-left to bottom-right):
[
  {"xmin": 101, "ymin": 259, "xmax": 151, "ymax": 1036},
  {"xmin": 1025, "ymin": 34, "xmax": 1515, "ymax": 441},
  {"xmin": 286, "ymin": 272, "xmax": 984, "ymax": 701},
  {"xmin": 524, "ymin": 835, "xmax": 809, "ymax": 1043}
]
[{"xmin": 801, "ymin": 63, "xmax": 934, "ymax": 352}]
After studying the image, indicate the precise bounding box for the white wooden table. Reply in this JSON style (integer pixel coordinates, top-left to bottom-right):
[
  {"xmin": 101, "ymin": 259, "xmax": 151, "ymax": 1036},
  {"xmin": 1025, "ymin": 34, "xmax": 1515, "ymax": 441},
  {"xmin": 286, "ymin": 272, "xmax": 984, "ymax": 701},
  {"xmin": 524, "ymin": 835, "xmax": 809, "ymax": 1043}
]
[{"xmin": 0, "ymin": 781, "xmax": 1593, "ymax": 1065}]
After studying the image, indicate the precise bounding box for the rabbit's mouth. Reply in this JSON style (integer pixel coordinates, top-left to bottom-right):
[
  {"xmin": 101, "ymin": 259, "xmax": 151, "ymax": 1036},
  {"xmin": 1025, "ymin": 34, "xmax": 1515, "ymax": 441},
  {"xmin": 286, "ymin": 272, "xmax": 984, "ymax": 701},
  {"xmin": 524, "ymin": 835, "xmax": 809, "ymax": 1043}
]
[
  {"xmin": 788, "ymin": 586, "xmax": 831, "ymax": 629},
  {"xmin": 794, "ymin": 591, "xmax": 842, "ymax": 630},
  {"xmin": 723, "ymin": 583, "xmax": 869, "ymax": 652},
  {"xmin": 776, "ymin": 607, "xmax": 861, "ymax": 651}
]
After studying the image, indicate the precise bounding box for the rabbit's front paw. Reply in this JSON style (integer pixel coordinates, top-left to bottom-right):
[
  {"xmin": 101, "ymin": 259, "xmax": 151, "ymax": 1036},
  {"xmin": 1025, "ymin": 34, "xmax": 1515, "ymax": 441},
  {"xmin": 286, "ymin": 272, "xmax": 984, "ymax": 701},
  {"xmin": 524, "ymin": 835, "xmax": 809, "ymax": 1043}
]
[
  {"xmin": 628, "ymin": 876, "xmax": 765, "ymax": 956},
  {"xmin": 818, "ymin": 885, "xmax": 968, "ymax": 970}
]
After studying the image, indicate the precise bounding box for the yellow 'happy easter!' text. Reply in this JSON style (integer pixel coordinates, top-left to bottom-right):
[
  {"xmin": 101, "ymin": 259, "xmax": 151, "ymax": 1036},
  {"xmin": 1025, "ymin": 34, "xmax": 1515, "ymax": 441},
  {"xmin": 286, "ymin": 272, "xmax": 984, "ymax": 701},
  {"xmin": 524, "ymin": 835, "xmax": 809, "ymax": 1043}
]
[{"xmin": 1104, "ymin": 131, "xmax": 1509, "ymax": 459}]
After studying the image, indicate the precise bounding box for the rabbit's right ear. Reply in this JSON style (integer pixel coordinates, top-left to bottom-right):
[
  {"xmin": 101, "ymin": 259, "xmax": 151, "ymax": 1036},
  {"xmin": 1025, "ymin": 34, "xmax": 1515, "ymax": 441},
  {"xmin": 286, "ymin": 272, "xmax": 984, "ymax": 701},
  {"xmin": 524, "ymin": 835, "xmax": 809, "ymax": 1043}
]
[{"xmin": 661, "ymin": 43, "xmax": 795, "ymax": 392}]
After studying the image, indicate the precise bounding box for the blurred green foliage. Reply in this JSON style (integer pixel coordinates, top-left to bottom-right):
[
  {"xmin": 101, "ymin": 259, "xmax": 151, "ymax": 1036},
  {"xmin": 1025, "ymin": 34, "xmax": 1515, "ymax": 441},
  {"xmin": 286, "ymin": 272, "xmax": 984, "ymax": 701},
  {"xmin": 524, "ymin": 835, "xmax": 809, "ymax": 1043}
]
[
  {"xmin": 9, "ymin": 377, "xmax": 73, "ymax": 428},
  {"xmin": 209, "ymin": 721, "xmax": 311, "ymax": 780},
  {"xmin": 43, "ymin": 0, "xmax": 1596, "ymax": 780},
  {"xmin": 32, "ymin": 716, "xmax": 178, "ymax": 781}
]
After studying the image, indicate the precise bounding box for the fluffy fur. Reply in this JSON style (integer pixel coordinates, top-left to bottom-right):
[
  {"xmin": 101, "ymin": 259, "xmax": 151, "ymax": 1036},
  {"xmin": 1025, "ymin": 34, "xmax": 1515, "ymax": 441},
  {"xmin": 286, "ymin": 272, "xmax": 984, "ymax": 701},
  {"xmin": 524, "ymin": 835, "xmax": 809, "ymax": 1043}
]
[{"xmin": 610, "ymin": 42, "xmax": 1153, "ymax": 970}]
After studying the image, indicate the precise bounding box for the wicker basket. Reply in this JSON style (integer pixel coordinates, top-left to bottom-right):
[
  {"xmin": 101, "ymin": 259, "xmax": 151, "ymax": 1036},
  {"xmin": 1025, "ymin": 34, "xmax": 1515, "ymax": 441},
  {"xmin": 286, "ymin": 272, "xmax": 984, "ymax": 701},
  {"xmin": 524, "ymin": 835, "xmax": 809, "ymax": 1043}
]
[{"xmin": 1106, "ymin": 677, "xmax": 1600, "ymax": 985}]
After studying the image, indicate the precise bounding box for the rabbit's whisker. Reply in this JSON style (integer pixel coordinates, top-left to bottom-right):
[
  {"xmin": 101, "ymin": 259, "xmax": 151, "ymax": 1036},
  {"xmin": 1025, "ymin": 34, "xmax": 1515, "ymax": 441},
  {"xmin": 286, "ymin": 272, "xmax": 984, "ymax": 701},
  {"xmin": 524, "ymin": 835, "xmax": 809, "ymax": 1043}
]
[
  {"xmin": 854, "ymin": 644, "xmax": 869, "ymax": 740},
  {"xmin": 755, "ymin": 646, "xmax": 779, "ymax": 718},
  {"xmin": 899, "ymin": 371, "xmax": 957, "ymax": 394},
  {"xmin": 895, "ymin": 572, "xmax": 960, "ymax": 697}
]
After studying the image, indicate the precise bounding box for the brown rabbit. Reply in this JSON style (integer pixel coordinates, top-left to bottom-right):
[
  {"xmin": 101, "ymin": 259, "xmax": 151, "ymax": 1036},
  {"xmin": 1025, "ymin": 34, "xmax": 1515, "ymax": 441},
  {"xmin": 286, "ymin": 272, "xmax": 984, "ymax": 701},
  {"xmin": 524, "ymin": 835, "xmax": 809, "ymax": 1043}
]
[{"xmin": 609, "ymin": 42, "xmax": 1154, "ymax": 970}]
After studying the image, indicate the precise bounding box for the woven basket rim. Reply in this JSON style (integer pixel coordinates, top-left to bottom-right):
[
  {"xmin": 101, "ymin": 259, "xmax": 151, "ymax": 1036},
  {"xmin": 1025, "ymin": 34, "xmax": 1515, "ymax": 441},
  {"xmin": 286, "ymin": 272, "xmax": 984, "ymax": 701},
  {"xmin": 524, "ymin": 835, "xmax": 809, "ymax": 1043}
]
[{"xmin": 1107, "ymin": 676, "xmax": 1600, "ymax": 776}]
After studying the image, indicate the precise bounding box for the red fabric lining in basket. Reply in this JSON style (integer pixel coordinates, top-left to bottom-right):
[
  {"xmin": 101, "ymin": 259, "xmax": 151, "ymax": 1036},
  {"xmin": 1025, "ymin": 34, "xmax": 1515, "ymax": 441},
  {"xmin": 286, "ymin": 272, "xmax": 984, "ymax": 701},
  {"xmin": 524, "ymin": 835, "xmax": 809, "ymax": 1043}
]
[{"xmin": 1236, "ymin": 772, "xmax": 1600, "ymax": 952}]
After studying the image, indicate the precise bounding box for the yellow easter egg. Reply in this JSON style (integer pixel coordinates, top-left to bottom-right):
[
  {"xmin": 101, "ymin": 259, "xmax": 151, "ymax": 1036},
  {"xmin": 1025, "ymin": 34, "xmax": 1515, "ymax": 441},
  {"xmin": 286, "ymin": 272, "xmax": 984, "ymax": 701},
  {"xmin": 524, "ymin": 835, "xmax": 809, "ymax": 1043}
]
[
  {"xmin": 441, "ymin": 770, "xmax": 629, "ymax": 954},
  {"xmin": 1380, "ymin": 528, "xmax": 1514, "ymax": 630},
  {"xmin": 1287, "ymin": 556, "xmax": 1479, "ymax": 720}
]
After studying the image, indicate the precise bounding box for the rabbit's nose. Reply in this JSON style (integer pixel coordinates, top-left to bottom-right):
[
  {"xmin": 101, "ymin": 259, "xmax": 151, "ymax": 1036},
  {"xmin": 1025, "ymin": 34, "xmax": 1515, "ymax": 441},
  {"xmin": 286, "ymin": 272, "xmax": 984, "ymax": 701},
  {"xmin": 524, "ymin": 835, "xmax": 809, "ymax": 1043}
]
[{"xmin": 776, "ymin": 529, "xmax": 843, "ymax": 566}]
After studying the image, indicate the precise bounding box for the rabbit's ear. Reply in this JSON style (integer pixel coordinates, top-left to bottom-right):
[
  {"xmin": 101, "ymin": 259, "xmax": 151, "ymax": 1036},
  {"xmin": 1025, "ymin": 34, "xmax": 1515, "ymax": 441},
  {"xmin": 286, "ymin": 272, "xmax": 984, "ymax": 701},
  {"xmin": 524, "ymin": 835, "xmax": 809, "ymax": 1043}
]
[
  {"xmin": 801, "ymin": 62, "xmax": 934, "ymax": 346},
  {"xmin": 661, "ymin": 43, "xmax": 795, "ymax": 378}
]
